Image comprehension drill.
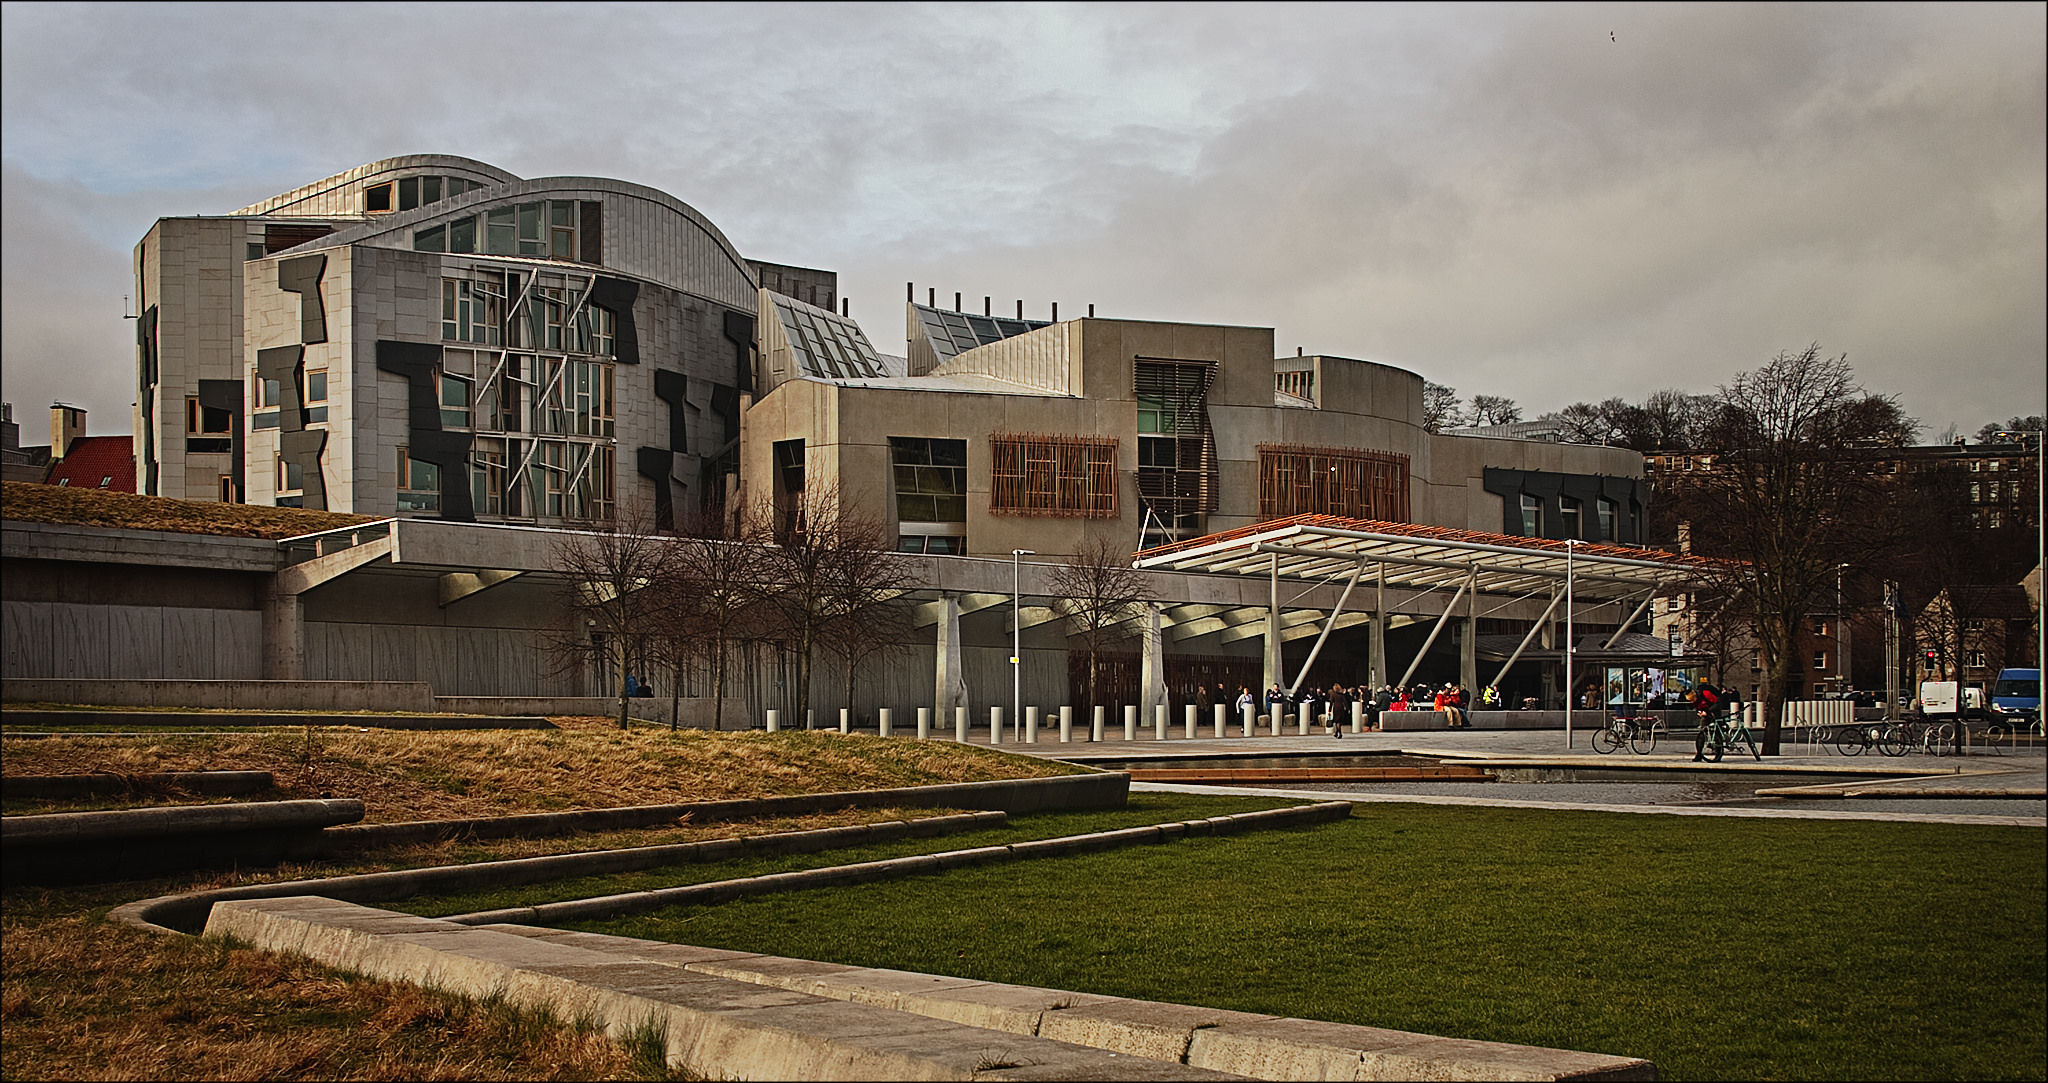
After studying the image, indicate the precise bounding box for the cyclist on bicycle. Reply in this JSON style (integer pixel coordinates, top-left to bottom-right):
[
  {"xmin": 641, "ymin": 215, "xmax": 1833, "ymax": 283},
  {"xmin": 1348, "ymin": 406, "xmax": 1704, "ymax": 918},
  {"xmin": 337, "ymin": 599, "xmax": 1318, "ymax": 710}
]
[{"xmin": 1692, "ymin": 682, "xmax": 1724, "ymax": 762}]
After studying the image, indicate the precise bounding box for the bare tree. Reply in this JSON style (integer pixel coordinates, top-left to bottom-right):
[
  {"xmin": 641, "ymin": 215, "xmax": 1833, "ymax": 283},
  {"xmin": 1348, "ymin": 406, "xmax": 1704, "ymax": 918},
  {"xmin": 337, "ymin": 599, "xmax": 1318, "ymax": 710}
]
[
  {"xmin": 1423, "ymin": 382, "xmax": 1466, "ymax": 434},
  {"xmin": 748, "ymin": 484, "xmax": 903, "ymax": 725},
  {"xmin": 1677, "ymin": 345, "xmax": 1916, "ymax": 753},
  {"xmin": 650, "ymin": 509, "xmax": 771, "ymax": 731},
  {"xmin": 1048, "ymin": 537, "xmax": 1156, "ymax": 713},
  {"xmin": 548, "ymin": 503, "xmax": 671, "ymax": 729},
  {"xmin": 1469, "ymin": 394, "xmax": 1522, "ymax": 426}
]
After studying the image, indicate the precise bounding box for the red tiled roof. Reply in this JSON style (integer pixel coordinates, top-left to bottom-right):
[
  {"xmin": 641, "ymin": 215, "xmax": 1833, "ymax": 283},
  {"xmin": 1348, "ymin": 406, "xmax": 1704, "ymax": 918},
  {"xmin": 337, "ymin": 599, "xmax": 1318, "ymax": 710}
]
[{"xmin": 44, "ymin": 436, "xmax": 136, "ymax": 493}]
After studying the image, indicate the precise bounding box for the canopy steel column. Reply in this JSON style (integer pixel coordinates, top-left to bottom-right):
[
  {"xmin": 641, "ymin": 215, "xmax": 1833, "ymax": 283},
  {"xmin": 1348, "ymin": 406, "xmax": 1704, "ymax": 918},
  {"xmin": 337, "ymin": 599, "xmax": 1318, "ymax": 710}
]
[
  {"xmin": 1370, "ymin": 561, "xmax": 1387, "ymax": 688},
  {"xmin": 1460, "ymin": 566, "xmax": 1479, "ymax": 693},
  {"xmin": 1288, "ymin": 556, "xmax": 1367, "ymax": 698},
  {"xmin": 1263, "ymin": 553, "xmax": 1281, "ymax": 691},
  {"xmin": 1396, "ymin": 574, "xmax": 1471, "ymax": 688},
  {"xmin": 1601, "ymin": 592, "xmax": 1659, "ymax": 649}
]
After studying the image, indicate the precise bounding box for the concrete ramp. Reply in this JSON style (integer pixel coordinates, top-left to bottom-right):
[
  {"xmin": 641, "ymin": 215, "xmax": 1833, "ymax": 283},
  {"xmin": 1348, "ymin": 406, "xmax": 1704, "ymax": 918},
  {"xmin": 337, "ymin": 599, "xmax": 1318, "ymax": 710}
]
[{"xmin": 208, "ymin": 897, "xmax": 1655, "ymax": 1081}]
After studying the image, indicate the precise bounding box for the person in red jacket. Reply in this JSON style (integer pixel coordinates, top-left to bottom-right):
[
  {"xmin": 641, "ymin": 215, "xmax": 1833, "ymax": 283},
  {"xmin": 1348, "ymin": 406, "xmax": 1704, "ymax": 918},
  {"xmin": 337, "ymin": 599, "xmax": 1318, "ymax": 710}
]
[{"xmin": 1692, "ymin": 683, "xmax": 1723, "ymax": 761}]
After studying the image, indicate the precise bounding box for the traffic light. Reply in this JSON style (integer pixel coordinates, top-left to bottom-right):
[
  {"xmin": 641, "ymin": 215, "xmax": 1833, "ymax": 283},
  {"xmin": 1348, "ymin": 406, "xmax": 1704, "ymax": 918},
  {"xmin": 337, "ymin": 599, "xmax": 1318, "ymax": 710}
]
[{"xmin": 1924, "ymin": 649, "xmax": 1938, "ymax": 666}]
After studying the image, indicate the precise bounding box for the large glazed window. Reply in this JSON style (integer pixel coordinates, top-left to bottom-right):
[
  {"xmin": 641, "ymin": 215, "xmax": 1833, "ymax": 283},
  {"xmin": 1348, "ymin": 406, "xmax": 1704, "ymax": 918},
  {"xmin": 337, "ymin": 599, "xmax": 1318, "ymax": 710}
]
[
  {"xmin": 1133, "ymin": 359, "xmax": 1217, "ymax": 545},
  {"xmin": 1256, "ymin": 444, "xmax": 1410, "ymax": 523},
  {"xmin": 415, "ymin": 200, "xmax": 599, "ymax": 263},
  {"xmin": 990, "ymin": 434, "xmax": 1117, "ymax": 518}
]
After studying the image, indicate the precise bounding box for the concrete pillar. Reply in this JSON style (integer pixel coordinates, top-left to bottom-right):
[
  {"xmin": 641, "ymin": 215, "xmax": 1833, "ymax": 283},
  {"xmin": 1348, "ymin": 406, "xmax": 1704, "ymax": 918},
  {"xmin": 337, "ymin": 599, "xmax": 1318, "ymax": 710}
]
[
  {"xmin": 1025, "ymin": 705, "xmax": 1038, "ymax": 744},
  {"xmin": 1059, "ymin": 705, "xmax": 1073, "ymax": 743},
  {"xmin": 1155, "ymin": 703, "xmax": 1168, "ymax": 740},
  {"xmin": 839, "ymin": 707, "xmax": 850, "ymax": 734},
  {"xmin": 955, "ymin": 705, "xmax": 968, "ymax": 742},
  {"xmin": 1241, "ymin": 702, "xmax": 1254, "ymax": 738},
  {"xmin": 1298, "ymin": 701, "xmax": 1311, "ymax": 735},
  {"xmin": 917, "ymin": 706, "xmax": 930, "ymax": 740},
  {"xmin": 878, "ymin": 708, "xmax": 892, "ymax": 738},
  {"xmin": 1185, "ymin": 703, "xmax": 1197, "ymax": 740},
  {"xmin": 934, "ymin": 593, "xmax": 968, "ymax": 719},
  {"xmin": 1214, "ymin": 703, "xmax": 1227, "ymax": 738},
  {"xmin": 1125, "ymin": 705, "xmax": 1137, "ymax": 741},
  {"xmin": 1139, "ymin": 603, "xmax": 1167, "ymax": 722},
  {"xmin": 1270, "ymin": 708, "xmax": 1282, "ymax": 737},
  {"xmin": 1351, "ymin": 699, "xmax": 1364, "ymax": 733},
  {"xmin": 766, "ymin": 709, "xmax": 780, "ymax": 732},
  {"xmin": 262, "ymin": 589, "xmax": 304, "ymax": 680},
  {"xmin": 1092, "ymin": 705, "xmax": 1105, "ymax": 742},
  {"xmin": 990, "ymin": 705, "xmax": 1003, "ymax": 744}
]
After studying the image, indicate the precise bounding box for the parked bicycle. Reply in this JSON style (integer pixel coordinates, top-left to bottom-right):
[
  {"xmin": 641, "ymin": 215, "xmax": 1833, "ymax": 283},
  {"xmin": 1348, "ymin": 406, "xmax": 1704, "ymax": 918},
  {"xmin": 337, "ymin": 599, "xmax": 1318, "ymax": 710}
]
[
  {"xmin": 1695, "ymin": 710, "xmax": 1761, "ymax": 762},
  {"xmin": 1594, "ymin": 714, "xmax": 1661, "ymax": 755},
  {"xmin": 1836, "ymin": 722, "xmax": 1883, "ymax": 756}
]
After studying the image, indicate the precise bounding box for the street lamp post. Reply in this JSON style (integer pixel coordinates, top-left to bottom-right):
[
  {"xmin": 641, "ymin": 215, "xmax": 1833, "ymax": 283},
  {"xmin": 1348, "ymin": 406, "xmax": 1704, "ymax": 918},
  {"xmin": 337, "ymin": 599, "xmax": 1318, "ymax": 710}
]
[
  {"xmin": 1837, "ymin": 563, "xmax": 1850, "ymax": 694},
  {"xmin": 1565, "ymin": 539, "xmax": 1580, "ymax": 748},
  {"xmin": 1012, "ymin": 549, "xmax": 1034, "ymax": 743}
]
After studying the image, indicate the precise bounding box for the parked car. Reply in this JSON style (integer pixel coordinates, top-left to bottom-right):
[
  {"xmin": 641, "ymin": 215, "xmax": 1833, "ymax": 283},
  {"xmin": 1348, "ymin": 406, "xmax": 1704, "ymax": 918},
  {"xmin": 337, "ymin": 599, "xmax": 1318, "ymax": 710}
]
[{"xmin": 1991, "ymin": 668, "xmax": 2041, "ymax": 725}]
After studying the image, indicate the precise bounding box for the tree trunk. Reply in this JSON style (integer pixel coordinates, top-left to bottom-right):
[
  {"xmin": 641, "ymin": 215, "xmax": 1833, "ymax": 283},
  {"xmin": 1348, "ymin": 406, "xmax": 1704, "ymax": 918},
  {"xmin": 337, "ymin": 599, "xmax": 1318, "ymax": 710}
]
[
  {"xmin": 711, "ymin": 639, "xmax": 728, "ymax": 732},
  {"xmin": 613, "ymin": 636, "xmax": 631, "ymax": 730}
]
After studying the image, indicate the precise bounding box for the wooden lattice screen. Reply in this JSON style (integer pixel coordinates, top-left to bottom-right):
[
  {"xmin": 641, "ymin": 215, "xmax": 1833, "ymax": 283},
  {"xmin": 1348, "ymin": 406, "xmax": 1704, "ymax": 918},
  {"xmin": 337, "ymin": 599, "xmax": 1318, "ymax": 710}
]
[
  {"xmin": 1257, "ymin": 443, "xmax": 1411, "ymax": 522},
  {"xmin": 990, "ymin": 433, "xmax": 1119, "ymax": 517}
]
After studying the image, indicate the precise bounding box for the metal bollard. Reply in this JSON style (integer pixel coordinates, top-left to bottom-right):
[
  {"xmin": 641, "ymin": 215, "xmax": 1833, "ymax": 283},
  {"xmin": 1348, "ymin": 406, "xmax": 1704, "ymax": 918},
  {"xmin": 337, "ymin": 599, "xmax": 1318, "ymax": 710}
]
[
  {"xmin": 1351, "ymin": 699, "xmax": 1364, "ymax": 733},
  {"xmin": 839, "ymin": 707, "xmax": 850, "ymax": 734},
  {"xmin": 1214, "ymin": 703, "xmax": 1227, "ymax": 739},
  {"xmin": 917, "ymin": 706, "xmax": 930, "ymax": 740},
  {"xmin": 1025, "ymin": 706, "xmax": 1039, "ymax": 744},
  {"xmin": 1185, "ymin": 703, "xmax": 1197, "ymax": 740},
  {"xmin": 766, "ymin": 709, "xmax": 780, "ymax": 733},
  {"xmin": 990, "ymin": 706, "xmax": 1003, "ymax": 744},
  {"xmin": 879, "ymin": 708, "xmax": 892, "ymax": 738},
  {"xmin": 1092, "ymin": 705, "xmax": 1105, "ymax": 742},
  {"xmin": 1060, "ymin": 705, "xmax": 1073, "ymax": 743},
  {"xmin": 1155, "ymin": 703, "xmax": 1168, "ymax": 741},
  {"xmin": 1125, "ymin": 705, "xmax": 1138, "ymax": 741},
  {"xmin": 955, "ymin": 705, "xmax": 968, "ymax": 743},
  {"xmin": 1298, "ymin": 702, "xmax": 1311, "ymax": 736}
]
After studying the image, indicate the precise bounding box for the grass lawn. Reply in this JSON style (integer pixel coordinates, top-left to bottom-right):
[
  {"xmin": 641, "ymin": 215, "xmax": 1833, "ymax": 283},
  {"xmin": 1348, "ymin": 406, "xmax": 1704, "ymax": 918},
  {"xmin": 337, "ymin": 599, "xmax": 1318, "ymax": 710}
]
[{"xmin": 564, "ymin": 797, "xmax": 2046, "ymax": 1081}]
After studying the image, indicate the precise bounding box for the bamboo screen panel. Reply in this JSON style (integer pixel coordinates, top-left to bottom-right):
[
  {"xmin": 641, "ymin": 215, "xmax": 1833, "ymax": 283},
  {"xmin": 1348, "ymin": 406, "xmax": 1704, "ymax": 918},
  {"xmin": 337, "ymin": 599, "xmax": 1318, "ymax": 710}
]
[
  {"xmin": 990, "ymin": 433, "xmax": 1119, "ymax": 517},
  {"xmin": 1258, "ymin": 443, "xmax": 1411, "ymax": 522}
]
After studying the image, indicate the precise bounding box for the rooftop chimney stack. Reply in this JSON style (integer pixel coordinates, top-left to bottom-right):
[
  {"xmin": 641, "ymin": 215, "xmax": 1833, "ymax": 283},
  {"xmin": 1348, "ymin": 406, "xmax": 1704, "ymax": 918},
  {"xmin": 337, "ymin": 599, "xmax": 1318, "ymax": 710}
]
[{"xmin": 50, "ymin": 404, "xmax": 85, "ymax": 459}]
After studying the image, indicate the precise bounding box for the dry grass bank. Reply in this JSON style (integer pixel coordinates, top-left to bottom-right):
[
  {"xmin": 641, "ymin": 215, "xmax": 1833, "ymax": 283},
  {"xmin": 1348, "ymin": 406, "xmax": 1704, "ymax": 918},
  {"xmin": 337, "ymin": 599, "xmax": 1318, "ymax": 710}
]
[
  {"xmin": 2, "ymin": 479, "xmax": 377, "ymax": 538},
  {"xmin": 1, "ymin": 723, "xmax": 1086, "ymax": 820}
]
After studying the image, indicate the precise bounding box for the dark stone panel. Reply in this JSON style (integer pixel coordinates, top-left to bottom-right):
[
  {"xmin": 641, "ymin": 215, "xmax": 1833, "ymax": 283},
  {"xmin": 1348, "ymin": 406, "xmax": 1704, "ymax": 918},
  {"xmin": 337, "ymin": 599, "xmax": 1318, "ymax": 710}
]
[
  {"xmin": 375, "ymin": 340, "xmax": 475, "ymax": 522},
  {"xmin": 709, "ymin": 382, "xmax": 740, "ymax": 444},
  {"xmin": 1483, "ymin": 467, "xmax": 1649, "ymax": 544},
  {"xmin": 637, "ymin": 445, "xmax": 675, "ymax": 530},
  {"xmin": 276, "ymin": 254, "xmax": 328, "ymax": 345},
  {"xmin": 589, "ymin": 277, "xmax": 640, "ymax": 365},
  {"xmin": 256, "ymin": 345, "xmax": 327, "ymax": 509},
  {"xmin": 0, "ymin": 560, "xmax": 263, "ymax": 609},
  {"xmin": 723, "ymin": 311, "xmax": 755, "ymax": 395},
  {"xmin": 280, "ymin": 429, "xmax": 328, "ymax": 510},
  {"xmin": 197, "ymin": 379, "xmax": 245, "ymax": 501},
  {"xmin": 653, "ymin": 369, "xmax": 688, "ymax": 451}
]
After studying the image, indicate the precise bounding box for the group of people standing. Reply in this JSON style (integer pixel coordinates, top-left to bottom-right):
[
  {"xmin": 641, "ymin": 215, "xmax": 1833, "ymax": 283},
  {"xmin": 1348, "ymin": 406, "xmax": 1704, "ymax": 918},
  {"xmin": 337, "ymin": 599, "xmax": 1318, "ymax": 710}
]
[{"xmin": 1190, "ymin": 680, "xmax": 1489, "ymax": 732}]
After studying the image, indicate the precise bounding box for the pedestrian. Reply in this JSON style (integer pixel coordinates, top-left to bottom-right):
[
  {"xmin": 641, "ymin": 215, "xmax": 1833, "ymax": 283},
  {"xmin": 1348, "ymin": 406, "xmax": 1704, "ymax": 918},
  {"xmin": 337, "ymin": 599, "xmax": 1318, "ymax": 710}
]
[
  {"xmin": 624, "ymin": 672, "xmax": 642, "ymax": 698},
  {"xmin": 1196, "ymin": 682, "xmax": 1213, "ymax": 718},
  {"xmin": 1329, "ymin": 683, "xmax": 1353, "ymax": 734},
  {"xmin": 1266, "ymin": 683, "xmax": 1288, "ymax": 722},
  {"xmin": 1692, "ymin": 682, "xmax": 1723, "ymax": 762}
]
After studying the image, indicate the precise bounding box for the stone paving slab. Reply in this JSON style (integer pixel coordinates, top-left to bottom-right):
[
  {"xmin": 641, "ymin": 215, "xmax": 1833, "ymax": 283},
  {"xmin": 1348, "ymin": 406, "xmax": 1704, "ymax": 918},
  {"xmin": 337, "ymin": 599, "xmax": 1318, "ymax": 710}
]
[
  {"xmin": 479, "ymin": 923, "xmax": 1656, "ymax": 1080},
  {"xmin": 206, "ymin": 897, "xmax": 1246, "ymax": 1081}
]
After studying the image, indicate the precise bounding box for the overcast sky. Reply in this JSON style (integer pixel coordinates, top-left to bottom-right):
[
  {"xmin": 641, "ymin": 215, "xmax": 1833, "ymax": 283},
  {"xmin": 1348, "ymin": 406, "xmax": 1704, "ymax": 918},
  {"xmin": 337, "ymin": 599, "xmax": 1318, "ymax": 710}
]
[{"xmin": 3, "ymin": 2, "xmax": 2041, "ymax": 442}]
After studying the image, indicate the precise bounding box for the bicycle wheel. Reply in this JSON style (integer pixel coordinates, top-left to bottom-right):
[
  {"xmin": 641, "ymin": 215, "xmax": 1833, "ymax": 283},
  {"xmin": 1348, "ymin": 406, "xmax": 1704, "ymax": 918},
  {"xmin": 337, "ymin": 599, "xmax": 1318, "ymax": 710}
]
[
  {"xmin": 1702, "ymin": 729, "xmax": 1725, "ymax": 763},
  {"xmin": 1593, "ymin": 727, "xmax": 1624, "ymax": 754},
  {"xmin": 1631, "ymin": 722, "xmax": 1659, "ymax": 755},
  {"xmin": 1739, "ymin": 727, "xmax": 1761, "ymax": 761},
  {"xmin": 1835, "ymin": 726, "xmax": 1869, "ymax": 756},
  {"xmin": 1876, "ymin": 725, "xmax": 1909, "ymax": 757}
]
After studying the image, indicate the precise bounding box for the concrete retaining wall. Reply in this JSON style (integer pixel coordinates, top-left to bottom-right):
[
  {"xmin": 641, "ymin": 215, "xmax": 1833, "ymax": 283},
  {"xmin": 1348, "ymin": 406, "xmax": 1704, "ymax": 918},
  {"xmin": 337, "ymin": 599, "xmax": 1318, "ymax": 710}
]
[
  {"xmin": 3, "ymin": 770, "xmax": 273, "ymax": 799},
  {"xmin": 0, "ymin": 710, "xmax": 552, "ymax": 730},
  {"xmin": 3, "ymin": 678, "xmax": 436, "ymax": 712},
  {"xmin": 3, "ymin": 798, "xmax": 366, "ymax": 884},
  {"xmin": 312, "ymin": 771, "xmax": 1130, "ymax": 852},
  {"xmin": 433, "ymin": 696, "xmax": 747, "ymax": 726},
  {"xmin": 114, "ymin": 812, "xmax": 1008, "ymax": 935}
]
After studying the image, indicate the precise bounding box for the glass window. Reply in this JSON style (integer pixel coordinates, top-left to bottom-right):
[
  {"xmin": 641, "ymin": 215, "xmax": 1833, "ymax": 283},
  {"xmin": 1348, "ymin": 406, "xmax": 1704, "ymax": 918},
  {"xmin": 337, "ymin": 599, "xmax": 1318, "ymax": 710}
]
[
  {"xmin": 422, "ymin": 176, "xmax": 442, "ymax": 204},
  {"xmin": 413, "ymin": 225, "xmax": 445, "ymax": 252},
  {"xmin": 440, "ymin": 373, "xmax": 472, "ymax": 429},
  {"xmin": 186, "ymin": 398, "xmax": 232, "ymax": 435},
  {"xmin": 890, "ymin": 437, "xmax": 967, "ymax": 523},
  {"xmin": 1520, "ymin": 493, "xmax": 1541, "ymax": 536},
  {"xmin": 398, "ymin": 177, "xmax": 419, "ymax": 211},
  {"xmin": 518, "ymin": 202, "xmax": 545, "ymax": 255},
  {"xmin": 486, "ymin": 207, "xmax": 517, "ymax": 254},
  {"xmin": 448, "ymin": 215, "xmax": 476, "ymax": 254},
  {"xmin": 1596, "ymin": 497, "xmax": 1616, "ymax": 541},
  {"xmin": 1559, "ymin": 496, "xmax": 1582, "ymax": 539},
  {"xmin": 397, "ymin": 447, "xmax": 440, "ymax": 512},
  {"xmin": 365, "ymin": 183, "xmax": 392, "ymax": 213},
  {"xmin": 246, "ymin": 242, "xmax": 265, "ymax": 261}
]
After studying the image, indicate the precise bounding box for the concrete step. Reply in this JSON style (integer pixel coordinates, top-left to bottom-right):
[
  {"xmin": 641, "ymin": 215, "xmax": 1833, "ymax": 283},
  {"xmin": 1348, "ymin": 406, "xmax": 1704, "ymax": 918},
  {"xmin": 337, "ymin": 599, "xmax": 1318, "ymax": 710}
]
[
  {"xmin": 208, "ymin": 894, "xmax": 1654, "ymax": 1081},
  {"xmin": 1124, "ymin": 766, "xmax": 1493, "ymax": 783},
  {"xmin": 207, "ymin": 897, "xmax": 1244, "ymax": 1080}
]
